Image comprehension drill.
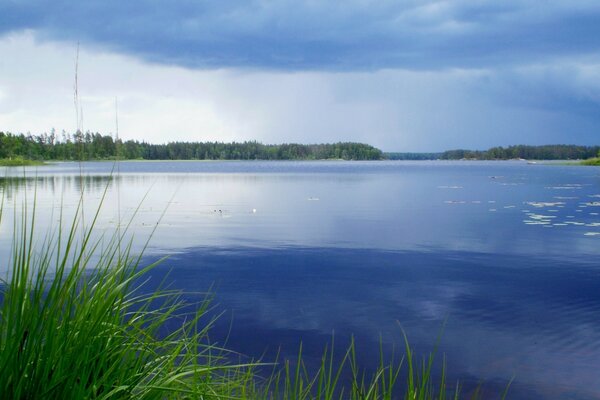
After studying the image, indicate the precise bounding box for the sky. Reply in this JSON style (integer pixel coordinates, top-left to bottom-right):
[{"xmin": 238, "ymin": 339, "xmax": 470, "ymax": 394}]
[{"xmin": 0, "ymin": 1, "xmax": 599, "ymax": 151}]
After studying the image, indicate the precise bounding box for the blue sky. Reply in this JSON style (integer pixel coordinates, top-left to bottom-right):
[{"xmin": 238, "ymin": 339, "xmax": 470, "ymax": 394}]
[{"xmin": 0, "ymin": 1, "xmax": 599, "ymax": 151}]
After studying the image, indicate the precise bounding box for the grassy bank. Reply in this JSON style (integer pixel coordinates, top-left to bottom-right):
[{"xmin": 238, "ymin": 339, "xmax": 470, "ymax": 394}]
[
  {"xmin": 581, "ymin": 157, "xmax": 600, "ymax": 166},
  {"xmin": 0, "ymin": 191, "xmax": 500, "ymax": 399},
  {"xmin": 0, "ymin": 157, "xmax": 45, "ymax": 166}
]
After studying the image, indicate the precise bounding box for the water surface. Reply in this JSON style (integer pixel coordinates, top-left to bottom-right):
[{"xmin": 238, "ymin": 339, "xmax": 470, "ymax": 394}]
[{"xmin": 1, "ymin": 160, "xmax": 599, "ymax": 399}]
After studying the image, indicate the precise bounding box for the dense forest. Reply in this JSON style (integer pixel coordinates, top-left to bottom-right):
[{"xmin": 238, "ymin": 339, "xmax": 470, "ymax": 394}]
[
  {"xmin": 0, "ymin": 131, "xmax": 383, "ymax": 161},
  {"xmin": 386, "ymin": 145, "xmax": 600, "ymax": 160},
  {"xmin": 439, "ymin": 145, "xmax": 600, "ymax": 160},
  {"xmin": 385, "ymin": 152, "xmax": 443, "ymax": 160},
  {"xmin": 1, "ymin": 130, "xmax": 597, "ymax": 162}
]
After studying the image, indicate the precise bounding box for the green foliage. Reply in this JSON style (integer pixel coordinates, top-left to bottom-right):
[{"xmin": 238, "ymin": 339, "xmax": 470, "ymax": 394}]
[
  {"xmin": 384, "ymin": 153, "xmax": 443, "ymax": 160},
  {"xmin": 581, "ymin": 157, "xmax": 600, "ymax": 166},
  {"xmin": 0, "ymin": 157, "xmax": 44, "ymax": 166},
  {"xmin": 439, "ymin": 145, "xmax": 600, "ymax": 161},
  {"xmin": 248, "ymin": 335, "xmax": 477, "ymax": 400},
  {"xmin": 0, "ymin": 193, "xmax": 255, "ymax": 399},
  {"xmin": 386, "ymin": 145, "xmax": 600, "ymax": 161},
  {"xmin": 0, "ymin": 131, "xmax": 383, "ymax": 161}
]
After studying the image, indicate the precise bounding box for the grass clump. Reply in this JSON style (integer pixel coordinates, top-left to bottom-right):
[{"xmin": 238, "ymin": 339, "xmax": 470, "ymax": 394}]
[
  {"xmin": 0, "ymin": 157, "xmax": 44, "ymax": 166},
  {"xmin": 581, "ymin": 157, "xmax": 600, "ymax": 166},
  {"xmin": 249, "ymin": 336, "xmax": 474, "ymax": 400},
  {"xmin": 0, "ymin": 193, "xmax": 254, "ymax": 399}
]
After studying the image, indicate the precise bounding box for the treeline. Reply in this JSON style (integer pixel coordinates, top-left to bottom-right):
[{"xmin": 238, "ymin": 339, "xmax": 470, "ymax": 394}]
[
  {"xmin": 384, "ymin": 145, "xmax": 600, "ymax": 161},
  {"xmin": 439, "ymin": 145, "xmax": 600, "ymax": 160},
  {"xmin": 0, "ymin": 131, "xmax": 383, "ymax": 161},
  {"xmin": 3, "ymin": 130, "xmax": 595, "ymax": 161},
  {"xmin": 385, "ymin": 152, "xmax": 443, "ymax": 160}
]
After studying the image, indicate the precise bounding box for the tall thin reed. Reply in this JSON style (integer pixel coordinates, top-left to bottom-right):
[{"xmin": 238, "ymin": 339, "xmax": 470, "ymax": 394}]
[{"xmin": 247, "ymin": 334, "xmax": 467, "ymax": 400}]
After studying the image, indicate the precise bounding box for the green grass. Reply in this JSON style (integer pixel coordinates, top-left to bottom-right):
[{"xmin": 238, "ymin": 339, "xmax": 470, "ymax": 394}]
[
  {"xmin": 0, "ymin": 182, "xmax": 505, "ymax": 399},
  {"xmin": 0, "ymin": 189, "xmax": 256, "ymax": 399},
  {"xmin": 581, "ymin": 157, "xmax": 600, "ymax": 166},
  {"xmin": 0, "ymin": 157, "xmax": 45, "ymax": 166},
  {"xmin": 247, "ymin": 335, "xmax": 482, "ymax": 400}
]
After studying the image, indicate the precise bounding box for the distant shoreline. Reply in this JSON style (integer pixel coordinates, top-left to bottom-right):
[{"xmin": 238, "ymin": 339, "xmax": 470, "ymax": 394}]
[
  {"xmin": 1, "ymin": 130, "xmax": 598, "ymax": 163},
  {"xmin": 4, "ymin": 159, "xmax": 597, "ymax": 167},
  {"xmin": 385, "ymin": 144, "xmax": 599, "ymax": 161}
]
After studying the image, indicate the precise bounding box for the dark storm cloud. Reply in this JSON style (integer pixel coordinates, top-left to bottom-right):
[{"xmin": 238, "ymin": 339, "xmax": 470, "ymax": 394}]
[
  {"xmin": 1, "ymin": 1, "xmax": 598, "ymax": 149},
  {"xmin": 1, "ymin": 1, "xmax": 600, "ymax": 70}
]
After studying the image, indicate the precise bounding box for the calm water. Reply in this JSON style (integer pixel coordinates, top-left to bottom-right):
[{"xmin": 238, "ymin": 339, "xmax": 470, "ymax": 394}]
[{"xmin": 2, "ymin": 160, "xmax": 600, "ymax": 399}]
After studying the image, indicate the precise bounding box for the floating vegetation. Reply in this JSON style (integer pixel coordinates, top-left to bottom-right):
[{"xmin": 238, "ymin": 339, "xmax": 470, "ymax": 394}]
[
  {"xmin": 527, "ymin": 214, "xmax": 556, "ymax": 220},
  {"xmin": 499, "ymin": 182, "xmax": 522, "ymax": 186},
  {"xmin": 524, "ymin": 220, "xmax": 550, "ymax": 225},
  {"xmin": 525, "ymin": 201, "xmax": 565, "ymax": 208},
  {"xmin": 522, "ymin": 210, "xmax": 561, "ymax": 226},
  {"xmin": 523, "ymin": 189, "xmax": 600, "ymax": 234},
  {"xmin": 437, "ymin": 179, "xmax": 599, "ymax": 237}
]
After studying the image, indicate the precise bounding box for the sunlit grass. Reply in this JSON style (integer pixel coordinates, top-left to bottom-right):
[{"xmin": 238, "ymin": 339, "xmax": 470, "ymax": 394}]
[
  {"xmin": 581, "ymin": 157, "xmax": 600, "ymax": 166},
  {"xmin": 248, "ymin": 335, "xmax": 475, "ymax": 400},
  {"xmin": 0, "ymin": 157, "xmax": 44, "ymax": 166},
  {"xmin": 0, "ymin": 187, "xmax": 255, "ymax": 399}
]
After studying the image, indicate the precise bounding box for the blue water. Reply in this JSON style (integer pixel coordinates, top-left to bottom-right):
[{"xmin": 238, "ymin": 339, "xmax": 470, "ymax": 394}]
[{"xmin": 2, "ymin": 160, "xmax": 599, "ymax": 398}]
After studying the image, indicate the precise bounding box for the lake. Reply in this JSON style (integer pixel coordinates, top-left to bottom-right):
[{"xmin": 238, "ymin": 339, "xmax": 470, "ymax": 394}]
[{"xmin": 1, "ymin": 160, "xmax": 599, "ymax": 399}]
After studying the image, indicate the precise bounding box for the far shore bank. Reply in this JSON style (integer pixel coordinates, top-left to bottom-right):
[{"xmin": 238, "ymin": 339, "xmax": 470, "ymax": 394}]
[{"xmin": 2, "ymin": 157, "xmax": 600, "ymax": 167}]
